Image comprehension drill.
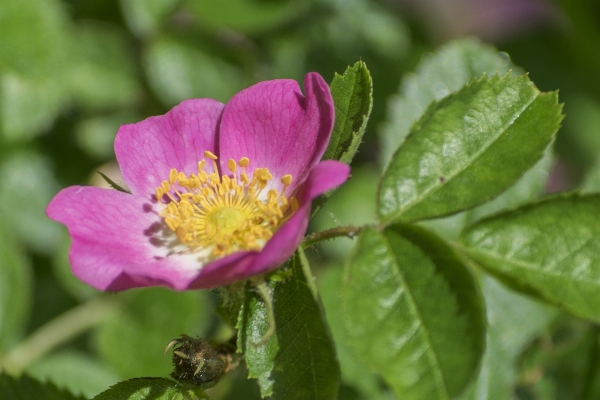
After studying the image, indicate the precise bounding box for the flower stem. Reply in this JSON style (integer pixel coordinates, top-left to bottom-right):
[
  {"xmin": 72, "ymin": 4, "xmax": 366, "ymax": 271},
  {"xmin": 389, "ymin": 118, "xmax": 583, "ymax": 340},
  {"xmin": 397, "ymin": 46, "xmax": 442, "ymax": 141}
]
[
  {"xmin": 0, "ymin": 296, "xmax": 117, "ymax": 374},
  {"xmin": 301, "ymin": 225, "xmax": 363, "ymax": 249}
]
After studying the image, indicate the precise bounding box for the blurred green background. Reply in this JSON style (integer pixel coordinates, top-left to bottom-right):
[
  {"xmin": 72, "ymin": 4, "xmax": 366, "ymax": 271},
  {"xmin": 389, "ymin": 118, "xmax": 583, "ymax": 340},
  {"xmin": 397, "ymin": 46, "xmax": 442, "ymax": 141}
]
[{"xmin": 2, "ymin": 0, "xmax": 600, "ymax": 398}]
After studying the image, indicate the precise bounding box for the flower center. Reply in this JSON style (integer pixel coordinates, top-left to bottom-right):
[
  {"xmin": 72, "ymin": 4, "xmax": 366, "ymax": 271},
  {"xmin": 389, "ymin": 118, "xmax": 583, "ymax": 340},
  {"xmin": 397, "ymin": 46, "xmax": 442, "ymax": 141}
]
[{"xmin": 155, "ymin": 151, "xmax": 298, "ymax": 257}]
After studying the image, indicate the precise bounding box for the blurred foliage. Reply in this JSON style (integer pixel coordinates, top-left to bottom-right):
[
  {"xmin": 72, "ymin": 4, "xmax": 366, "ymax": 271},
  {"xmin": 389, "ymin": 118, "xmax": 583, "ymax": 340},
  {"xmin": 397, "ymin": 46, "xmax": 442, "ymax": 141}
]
[{"xmin": 2, "ymin": 0, "xmax": 600, "ymax": 398}]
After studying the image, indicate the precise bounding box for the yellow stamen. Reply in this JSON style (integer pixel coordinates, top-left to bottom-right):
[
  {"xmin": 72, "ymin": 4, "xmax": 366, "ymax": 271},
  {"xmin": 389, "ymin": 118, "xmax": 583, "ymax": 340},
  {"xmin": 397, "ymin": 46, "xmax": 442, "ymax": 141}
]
[
  {"xmin": 169, "ymin": 169, "xmax": 179, "ymax": 184},
  {"xmin": 281, "ymin": 174, "xmax": 292, "ymax": 186},
  {"xmin": 204, "ymin": 150, "xmax": 218, "ymax": 160},
  {"xmin": 155, "ymin": 154, "xmax": 297, "ymax": 259},
  {"xmin": 227, "ymin": 159, "xmax": 237, "ymax": 173}
]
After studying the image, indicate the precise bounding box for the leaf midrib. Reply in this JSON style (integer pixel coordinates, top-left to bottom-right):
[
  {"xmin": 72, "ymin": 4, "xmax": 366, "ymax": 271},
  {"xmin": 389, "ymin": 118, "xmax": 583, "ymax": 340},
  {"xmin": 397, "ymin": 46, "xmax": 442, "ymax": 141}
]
[
  {"xmin": 465, "ymin": 246, "xmax": 600, "ymax": 287},
  {"xmin": 384, "ymin": 84, "xmax": 539, "ymax": 221},
  {"xmin": 380, "ymin": 233, "xmax": 451, "ymax": 399}
]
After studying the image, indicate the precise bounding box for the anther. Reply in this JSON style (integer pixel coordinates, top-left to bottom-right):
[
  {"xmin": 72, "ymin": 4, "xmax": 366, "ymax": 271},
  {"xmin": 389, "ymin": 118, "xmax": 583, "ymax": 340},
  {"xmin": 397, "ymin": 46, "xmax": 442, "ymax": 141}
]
[
  {"xmin": 169, "ymin": 169, "xmax": 179, "ymax": 184},
  {"xmin": 157, "ymin": 151, "xmax": 296, "ymax": 256},
  {"xmin": 281, "ymin": 174, "xmax": 292, "ymax": 186},
  {"xmin": 204, "ymin": 151, "xmax": 218, "ymax": 160},
  {"xmin": 227, "ymin": 159, "xmax": 237, "ymax": 173},
  {"xmin": 176, "ymin": 226, "xmax": 188, "ymax": 242}
]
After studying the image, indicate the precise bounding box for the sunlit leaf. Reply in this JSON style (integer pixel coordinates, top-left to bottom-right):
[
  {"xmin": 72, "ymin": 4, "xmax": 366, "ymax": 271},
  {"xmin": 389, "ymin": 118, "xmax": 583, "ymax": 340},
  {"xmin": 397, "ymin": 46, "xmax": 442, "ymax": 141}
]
[
  {"xmin": 379, "ymin": 74, "xmax": 562, "ymax": 223},
  {"xmin": 461, "ymin": 193, "xmax": 600, "ymax": 322},
  {"xmin": 421, "ymin": 148, "xmax": 554, "ymax": 241},
  {"xmin": 341, "ymin": 225, "xmax": 485, "ymax": 399},
  {"xmin": 237, "ymin": 254, "xmax": 340, "ymax": 399},
  {"xmin": 324, "ymin": 61, "xmax": 373, "ymax": 164},
  {"xmin": 459, "ymin": 276, "xmax": 555, "ymax": 400}
]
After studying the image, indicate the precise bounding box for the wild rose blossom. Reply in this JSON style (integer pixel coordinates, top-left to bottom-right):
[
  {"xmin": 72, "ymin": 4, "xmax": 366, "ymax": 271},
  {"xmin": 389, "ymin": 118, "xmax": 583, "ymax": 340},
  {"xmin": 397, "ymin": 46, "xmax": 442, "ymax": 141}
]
[{"xmin": 47, "ymin": 73, "xmax": 350, "ymax": 291}]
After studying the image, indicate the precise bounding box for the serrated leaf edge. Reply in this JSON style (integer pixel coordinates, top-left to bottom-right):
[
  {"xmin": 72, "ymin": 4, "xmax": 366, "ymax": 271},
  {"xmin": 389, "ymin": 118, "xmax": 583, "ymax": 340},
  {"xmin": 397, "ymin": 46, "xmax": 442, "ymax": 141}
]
[
  {"xmin": 342, "ymin": 228, "xmax": 451, "ymax": 399},
  {"xmin": 378, "ymin": 72, "xmax": 562, "ymax": 223}
]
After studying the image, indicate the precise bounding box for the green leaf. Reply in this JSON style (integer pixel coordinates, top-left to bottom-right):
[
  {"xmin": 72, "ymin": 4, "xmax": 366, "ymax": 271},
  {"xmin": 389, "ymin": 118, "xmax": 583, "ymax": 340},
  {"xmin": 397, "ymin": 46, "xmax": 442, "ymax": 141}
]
[
  {"xmin": 465, "ymin": 149, "xmax": 554, "ymax": 223},
  {"xmin": 95, "ymin": 288, "xmax": 211, "ymax": 379},
  {"xmin": 0, "ymin": 373, "xmax": 84, "ymax": 400},
  {"xmin": 120, "ymin": 0, "xmax": 180, "ymax": 37},
  {"xmin": 92, "ymin": 377, "xmax": 205, "ymax": 400},
  {"xmin": 0, "ymin": 151, "xmax": 61, "ymax": 254},
  {"xmin": 378, "ymin": 73, "xmax": 562, "ymax": 224},
  {"xmin": 459, "ymin": 275, "xmax": 555, "ymax": 400},
  {"xmin": 318, "ymin": 266, "xmax": 385, "ymax": 398},
  {"xmin": 324, "ymin": 61, "xmax": 373, "ymax": 164},
  {"xmin": 144, "ymin": 36, "xmax": 243, "ymax": 106},
  {"xmin": 379, "ymin": 38, "xmax": 517, "ymax": 167},
  {"xmin": 341, "ymin": 225, "xmax": 486, "ymax": 399},
  {"xmin": 0, "ymin": 219, "xmax": 32, "ymax": 354},
  {"xmin": 421, "ymin": 148, "xmax": 554, "ymax": 241},
  {"xmin": 26, "ymin": 351, "xmax": 120, "ymax": 399},
  {"xmin": 75, "ymin": 113, "xmax": 141, "ymax": 160},
  {"xmin": 0, "ymin": 73, "xmax": 68, "ymax": 141},
  {"xmin": 461, "ymin": 193, "xmax": 600, "ymax": 322},
  {"xmin": 237, "ymin": 254, "xmax": 340, "ymax": 399},
  {"xmin": 0, "ymin": 0, "xmax": 69, "ymax": 140},
  {"xmin": 67, "ymin": 22, "xmax": 141, "ymax": 110},
  {"xmin": 184, "ymin": 0, "xmax": 310, "ymax": 35}
]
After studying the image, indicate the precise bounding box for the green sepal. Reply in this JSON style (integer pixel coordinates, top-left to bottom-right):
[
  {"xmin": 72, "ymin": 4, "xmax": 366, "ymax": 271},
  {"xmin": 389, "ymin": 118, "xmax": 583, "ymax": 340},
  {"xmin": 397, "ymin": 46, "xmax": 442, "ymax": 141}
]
[{"xmin": 97, "ymin": 171, "xmax": 130, "ymax": 193}]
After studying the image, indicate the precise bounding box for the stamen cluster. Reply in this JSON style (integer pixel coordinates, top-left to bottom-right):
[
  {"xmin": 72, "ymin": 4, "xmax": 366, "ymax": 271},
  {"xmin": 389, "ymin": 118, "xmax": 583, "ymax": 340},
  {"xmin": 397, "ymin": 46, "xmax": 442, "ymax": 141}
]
[{"xmin": 155, "ymin": 151, "xmax": 297, "ymax": 257}]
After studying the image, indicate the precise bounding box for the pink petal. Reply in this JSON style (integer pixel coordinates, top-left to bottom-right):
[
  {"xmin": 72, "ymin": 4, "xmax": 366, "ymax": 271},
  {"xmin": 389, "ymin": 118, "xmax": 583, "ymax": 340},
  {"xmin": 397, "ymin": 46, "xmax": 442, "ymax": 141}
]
[
  {"xmin": 115, "ymin": 99, "xmax": 225, "ymax": 198},
  {"xmin": 187, "ymin": 160, "xmax": 350, "ymax": 288},
  {"xmin": 218, "ymin": 73, "xmax": 334, "ymax": 193},
  {"xmin": 46, "ymin": 186, "xmax": 200, "ymax": 291}
]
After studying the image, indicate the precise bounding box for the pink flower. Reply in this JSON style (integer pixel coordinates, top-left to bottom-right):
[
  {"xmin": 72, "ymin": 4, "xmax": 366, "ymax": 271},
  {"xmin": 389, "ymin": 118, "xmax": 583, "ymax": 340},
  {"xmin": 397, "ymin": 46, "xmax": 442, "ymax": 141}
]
[{"xmin": 47, "ymin": 73, "xmax": 350, "ymax": 291}]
